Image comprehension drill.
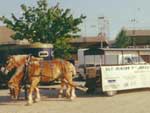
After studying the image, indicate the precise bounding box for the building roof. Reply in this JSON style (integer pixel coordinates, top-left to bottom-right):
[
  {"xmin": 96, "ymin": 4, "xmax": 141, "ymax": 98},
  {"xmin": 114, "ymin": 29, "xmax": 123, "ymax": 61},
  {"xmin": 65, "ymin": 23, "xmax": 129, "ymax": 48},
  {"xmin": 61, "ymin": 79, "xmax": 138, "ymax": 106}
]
[
  {"xmin": 124, "ymin": 29, "xmax": 150, "ymax": 46},
  {"xmin": 69, "ymin": 36, "xmax": 109, "ymax": 48},
  {"xmin": 125, "ymin": 29, "xmax": 150, "ymax": 37},
  {"xmin": 0, "ymin": 26, "xmax": 16, "ymax": 44}
]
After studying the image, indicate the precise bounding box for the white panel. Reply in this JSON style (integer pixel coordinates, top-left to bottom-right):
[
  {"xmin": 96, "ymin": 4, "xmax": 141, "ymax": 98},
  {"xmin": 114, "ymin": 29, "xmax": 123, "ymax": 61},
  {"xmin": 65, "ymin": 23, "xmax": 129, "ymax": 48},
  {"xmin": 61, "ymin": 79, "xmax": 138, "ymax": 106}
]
[{"xmin": 101, "ymin": 64, "xmax": 150, "ymax": 91}]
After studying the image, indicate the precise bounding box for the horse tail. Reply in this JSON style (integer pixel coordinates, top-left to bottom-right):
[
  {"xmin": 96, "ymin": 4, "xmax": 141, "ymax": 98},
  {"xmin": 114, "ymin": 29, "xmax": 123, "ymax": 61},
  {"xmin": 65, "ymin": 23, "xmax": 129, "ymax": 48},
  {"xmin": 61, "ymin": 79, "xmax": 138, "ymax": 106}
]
[
  {"xmin": 63, "ymin": 78, "xmax": 87, "ymax": 92},
  {"xmin": 60, "ymin": 59, "xmax": 76, "ymax": 76},
  {"xmin": 59, "ymin": 60, "xmax": 87, "ymax": 92}
]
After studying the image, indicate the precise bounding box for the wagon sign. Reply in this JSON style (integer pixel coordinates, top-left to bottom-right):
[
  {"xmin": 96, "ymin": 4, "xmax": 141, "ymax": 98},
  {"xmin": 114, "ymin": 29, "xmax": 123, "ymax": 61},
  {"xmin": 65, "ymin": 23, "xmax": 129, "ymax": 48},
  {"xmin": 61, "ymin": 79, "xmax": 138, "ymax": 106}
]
[{"xmin": 101, "ymin": 64, "xmax": 150, "ymax": 91}]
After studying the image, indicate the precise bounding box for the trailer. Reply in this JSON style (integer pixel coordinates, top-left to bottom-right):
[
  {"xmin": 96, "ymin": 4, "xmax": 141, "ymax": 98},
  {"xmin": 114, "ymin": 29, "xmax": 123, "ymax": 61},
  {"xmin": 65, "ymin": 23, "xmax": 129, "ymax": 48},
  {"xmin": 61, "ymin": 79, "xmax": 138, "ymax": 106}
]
[{"xmin": 84, "ymin": 48, "xmax": 150, "ymax": 96}]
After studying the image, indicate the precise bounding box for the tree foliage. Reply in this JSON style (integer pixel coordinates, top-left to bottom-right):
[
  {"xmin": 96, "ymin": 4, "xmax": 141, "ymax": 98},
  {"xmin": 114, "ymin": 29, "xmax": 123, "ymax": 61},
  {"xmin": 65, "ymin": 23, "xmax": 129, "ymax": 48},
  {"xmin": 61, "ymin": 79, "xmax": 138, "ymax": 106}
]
[
  {"xmin": 0, "ymin": 0, "xmax": 85, "ymax": 58},
  {"xmin": 54, "ymin": 37, "xmax": 77, "ymax": 58},
  {"xmin": 115, "ymin": 29, "xmax": 132, "ymax": 48}
]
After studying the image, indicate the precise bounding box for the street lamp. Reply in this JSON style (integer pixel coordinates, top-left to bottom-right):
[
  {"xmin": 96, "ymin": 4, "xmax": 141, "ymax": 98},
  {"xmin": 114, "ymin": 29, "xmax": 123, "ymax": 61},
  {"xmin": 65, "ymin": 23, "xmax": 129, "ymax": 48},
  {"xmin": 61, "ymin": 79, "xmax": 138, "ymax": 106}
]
[
  {"xmin": 98, "ymin": 16, "xmax": 105, "ymax": 48},
  {"xmin": 130, "ymin": 18, "xmax": 138, "ymax": 47}
]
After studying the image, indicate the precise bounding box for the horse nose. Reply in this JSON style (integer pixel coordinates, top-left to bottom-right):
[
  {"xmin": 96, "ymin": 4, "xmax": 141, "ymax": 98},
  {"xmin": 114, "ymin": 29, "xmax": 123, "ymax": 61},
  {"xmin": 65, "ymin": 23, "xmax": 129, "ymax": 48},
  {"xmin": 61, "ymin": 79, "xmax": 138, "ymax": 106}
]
[
  {"xmin": 4, "ymin": 69, "xmax": 9, "ymax": 75},
  {"xmin": 0, "ymin": 67, "xmax": 5, "ymax": 73},
  {"xmin": 1, "ymin": 67, "xmax": 9, "ymax": 75}
]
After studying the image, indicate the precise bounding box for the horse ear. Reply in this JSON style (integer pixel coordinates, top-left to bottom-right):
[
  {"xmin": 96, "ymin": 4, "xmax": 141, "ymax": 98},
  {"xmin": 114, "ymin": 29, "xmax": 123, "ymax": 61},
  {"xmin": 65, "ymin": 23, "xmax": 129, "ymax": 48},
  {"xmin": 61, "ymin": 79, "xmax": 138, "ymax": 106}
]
[
  {"xmin": 28, "ymin": 54, "xmax": 32, "ymax": 57},
  {"xmin": 25, "ymin": 55, "xmax": 31, "ymax": 64}
]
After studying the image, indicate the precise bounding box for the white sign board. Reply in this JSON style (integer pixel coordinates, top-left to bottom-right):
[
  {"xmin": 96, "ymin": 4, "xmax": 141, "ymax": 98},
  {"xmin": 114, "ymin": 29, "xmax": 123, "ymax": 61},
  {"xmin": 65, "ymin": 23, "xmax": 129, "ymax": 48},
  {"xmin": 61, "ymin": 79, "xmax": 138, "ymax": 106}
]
[{"xmin": 101, "ymin": 64, "xmax": 150, "ymax": 91}]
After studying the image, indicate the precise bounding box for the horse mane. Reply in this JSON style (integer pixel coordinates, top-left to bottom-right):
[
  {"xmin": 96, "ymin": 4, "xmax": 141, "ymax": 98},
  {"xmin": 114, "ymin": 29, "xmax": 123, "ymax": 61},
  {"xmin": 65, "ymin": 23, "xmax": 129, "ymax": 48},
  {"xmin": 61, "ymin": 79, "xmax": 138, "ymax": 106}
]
[{"xmin": 12, "ymin": 55, "xmax": 28, "ymax": 62}]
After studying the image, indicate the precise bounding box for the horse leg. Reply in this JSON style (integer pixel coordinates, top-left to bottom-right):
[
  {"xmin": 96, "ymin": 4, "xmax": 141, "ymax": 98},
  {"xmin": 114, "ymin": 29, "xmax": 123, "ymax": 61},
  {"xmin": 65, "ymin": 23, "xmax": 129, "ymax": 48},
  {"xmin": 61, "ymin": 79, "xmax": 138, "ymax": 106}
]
[
  {"xmin": 60, "ymin": 78, "xmax": 73, "ymax": 98},
  {"xmin": 66, "ymin": 84, "xmax": 71, "ymax": 98},
  {"xmin": 16, "ymin": 87, "xmax": 21, "ymax": 100},
  {"xmin": 34, "ymin": 87, "xmax": 40, "ymax": 102},
  {"xmin": 64, "ymin": 74, "xmax": 76, "ymax": 100},
  {"xmin": 59, "ymin": 80, "xmax": 71, "ymax": 98},
  {"xmin": 27, "ymin": 78, "xmax": 40, "ymax": 105},
  {"xmin": 70, "ymin": 87, "xmax": 76, "ymax": 100},
  {"xmin": 27, "ymin": 86, "xmax": 34, "ymax": 105},
  {"xmin": 66, "ymin": 82, "xmax": 76, "ymax": 100},
  {"xmin": 58, "ymin": 81, "xmax": 65, "ymax": 98}
]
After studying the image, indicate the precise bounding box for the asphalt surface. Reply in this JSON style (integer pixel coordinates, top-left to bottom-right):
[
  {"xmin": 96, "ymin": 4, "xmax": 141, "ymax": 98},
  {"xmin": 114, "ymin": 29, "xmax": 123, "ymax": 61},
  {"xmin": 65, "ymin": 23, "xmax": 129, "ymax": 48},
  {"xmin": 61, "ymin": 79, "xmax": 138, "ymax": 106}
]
[{"xmin": 0, "ymin": 87, "xmax": 150, "ymax": 113}]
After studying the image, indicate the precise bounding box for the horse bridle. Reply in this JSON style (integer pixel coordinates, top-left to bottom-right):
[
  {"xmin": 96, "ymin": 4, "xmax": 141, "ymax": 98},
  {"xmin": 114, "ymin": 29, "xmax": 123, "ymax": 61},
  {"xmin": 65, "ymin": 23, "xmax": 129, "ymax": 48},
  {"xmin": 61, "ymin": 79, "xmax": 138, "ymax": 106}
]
[{"xmin": 1, "ymin": 56, "xmax": 18, "ymax": 75}]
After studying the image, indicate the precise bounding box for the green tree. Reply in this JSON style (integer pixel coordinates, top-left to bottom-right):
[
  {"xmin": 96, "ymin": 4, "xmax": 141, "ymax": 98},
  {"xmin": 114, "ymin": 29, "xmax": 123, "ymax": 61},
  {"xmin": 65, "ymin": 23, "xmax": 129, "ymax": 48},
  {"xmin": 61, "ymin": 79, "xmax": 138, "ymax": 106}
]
[
  {"xmin": 115, "ymin": 29, "xmax": 132, "ymax": 48},
  {"xmin": 0, "ymin": 0, "xmax": 85, "ymax": 58},
  {"xmin": 54, "ymin": 37, "xmax": 76, "ymax": 59}
]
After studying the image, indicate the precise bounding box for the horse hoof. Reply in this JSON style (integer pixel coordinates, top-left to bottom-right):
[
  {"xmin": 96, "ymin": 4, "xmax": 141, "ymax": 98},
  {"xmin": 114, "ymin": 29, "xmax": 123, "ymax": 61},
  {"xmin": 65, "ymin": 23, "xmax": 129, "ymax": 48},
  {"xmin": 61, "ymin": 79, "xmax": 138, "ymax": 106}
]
[
  {"xmin": 70, "ymin": 96, "xmax": 76, "ymax": 101},
  {"xmin": 10, "ymin": 96, "xmax": 16, "ymax": 100},
  {"xmin": 26, "ymin": 103, "xmax": 32, "ymax": 106},
  {"xmin": 34, "ymin": 98, "xmax": 40, "ymax": 103},
  {"xmin": 26, "ymin": 101, "xmax": 33, "ymax": 106},
  {"xmin": 58, "ymin": 94, "xmax": 63, "ymax": 98}
]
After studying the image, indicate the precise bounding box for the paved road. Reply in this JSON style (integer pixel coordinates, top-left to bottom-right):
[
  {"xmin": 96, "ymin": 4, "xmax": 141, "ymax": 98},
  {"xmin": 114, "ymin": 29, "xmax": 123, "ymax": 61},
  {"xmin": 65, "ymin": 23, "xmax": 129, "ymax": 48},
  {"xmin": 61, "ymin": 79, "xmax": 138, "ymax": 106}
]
[{"xmin": 0, "ymin": 88, "xmax": 150, "ymax": 113}]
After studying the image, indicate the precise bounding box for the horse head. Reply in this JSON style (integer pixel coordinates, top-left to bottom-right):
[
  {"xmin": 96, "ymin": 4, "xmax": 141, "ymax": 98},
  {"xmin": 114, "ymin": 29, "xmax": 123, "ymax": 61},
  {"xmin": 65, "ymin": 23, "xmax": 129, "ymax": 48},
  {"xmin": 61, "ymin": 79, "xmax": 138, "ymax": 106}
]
[{"xmin": 1, "ymin": 55, "xmax": 29, "ymax": 75}]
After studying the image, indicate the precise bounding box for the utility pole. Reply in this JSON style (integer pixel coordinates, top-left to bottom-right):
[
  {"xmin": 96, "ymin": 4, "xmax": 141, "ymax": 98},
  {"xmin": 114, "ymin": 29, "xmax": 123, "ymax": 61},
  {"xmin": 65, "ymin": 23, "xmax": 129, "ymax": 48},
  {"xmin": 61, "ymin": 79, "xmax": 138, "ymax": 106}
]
[
  {"xmin": 84, "ymin": 19, "xmax": 87, "ymax": 37},
  {"xmin": 131, "ymin": 18, "xmax": 137, "ymax": 47}
]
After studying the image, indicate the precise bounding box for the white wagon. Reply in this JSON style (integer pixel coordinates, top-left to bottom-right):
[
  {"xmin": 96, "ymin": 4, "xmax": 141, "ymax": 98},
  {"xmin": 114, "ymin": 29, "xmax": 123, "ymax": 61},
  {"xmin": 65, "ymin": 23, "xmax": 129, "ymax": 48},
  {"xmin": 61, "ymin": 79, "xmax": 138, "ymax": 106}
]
[{"xmin": 84, "ymin": 48, "xmax": 150, "ymax": 96}]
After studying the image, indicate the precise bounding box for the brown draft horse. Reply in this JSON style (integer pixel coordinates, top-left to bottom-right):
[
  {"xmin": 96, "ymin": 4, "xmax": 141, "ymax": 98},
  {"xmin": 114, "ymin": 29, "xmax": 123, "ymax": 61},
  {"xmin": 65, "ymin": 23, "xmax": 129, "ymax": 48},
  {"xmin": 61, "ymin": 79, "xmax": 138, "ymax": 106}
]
[
  {"xmin": 1, "ymin": 55, "xmax": 77, "ymax": 105},
  {"xmin": 1, "ymin": 55, "xmax": 28, "ymax": 99},
  {"xmin": 27, "ymin": 58, "xmax": 77, "ymax": 105}
]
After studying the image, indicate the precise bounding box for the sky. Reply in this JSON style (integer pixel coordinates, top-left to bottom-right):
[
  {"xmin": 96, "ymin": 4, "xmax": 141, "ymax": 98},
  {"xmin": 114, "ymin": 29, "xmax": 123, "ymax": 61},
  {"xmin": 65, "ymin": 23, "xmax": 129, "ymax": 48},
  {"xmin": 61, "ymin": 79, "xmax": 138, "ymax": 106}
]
[{"xmin": 1, "ymin": 0, "xmax": 150, "ymax": 40}]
